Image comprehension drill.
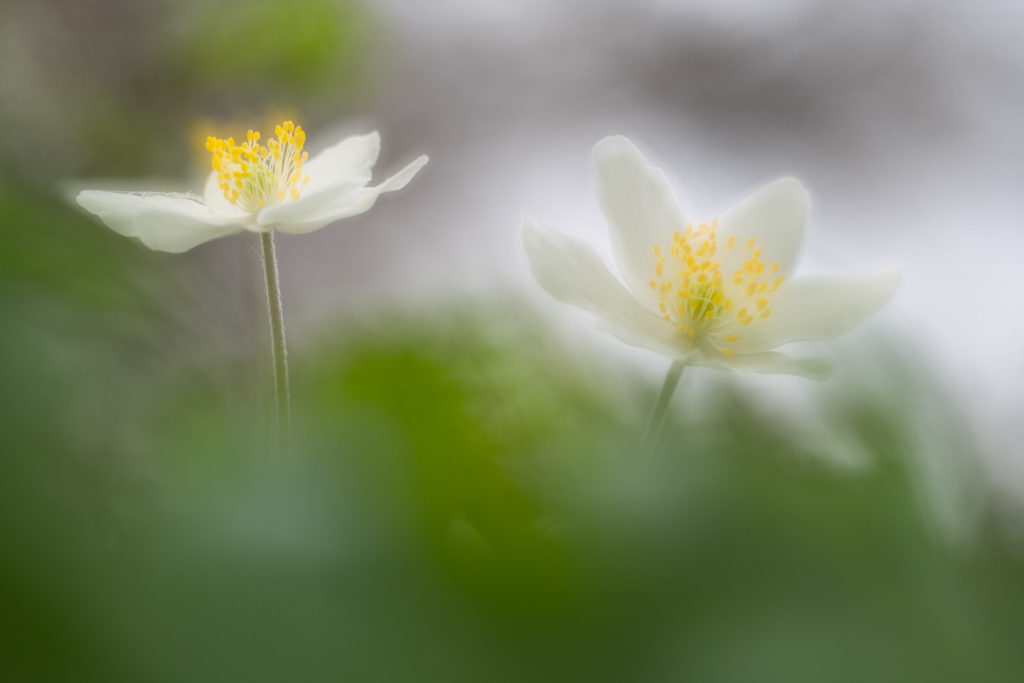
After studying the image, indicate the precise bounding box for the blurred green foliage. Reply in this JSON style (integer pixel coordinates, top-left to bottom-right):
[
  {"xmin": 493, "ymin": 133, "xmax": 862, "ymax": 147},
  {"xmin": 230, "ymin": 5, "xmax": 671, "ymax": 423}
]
[
  {"xmin": 163, "ymin": 0, "xmax": 371, "ymax": 94},
  {"xmin": 2, "ymin": 178, "xmax": 1024, "ymax": 681}
]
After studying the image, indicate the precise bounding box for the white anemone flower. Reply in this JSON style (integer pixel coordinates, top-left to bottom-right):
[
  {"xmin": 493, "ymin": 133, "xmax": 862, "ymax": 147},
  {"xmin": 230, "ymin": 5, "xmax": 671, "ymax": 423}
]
[
  {"xmin": 523, "ymin": 136, "xmax": 899, "ymax": 379},
  {"xmin": 76, "ymin": 122, "xmax": 428, "ymax": 253},
  {"xmin": 74, "ymin": 121, "xmax": 427, "ymax": 456}
]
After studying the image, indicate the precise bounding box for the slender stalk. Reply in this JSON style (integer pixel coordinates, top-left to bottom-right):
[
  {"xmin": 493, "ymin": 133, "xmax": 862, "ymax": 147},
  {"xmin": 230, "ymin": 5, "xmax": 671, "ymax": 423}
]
[
  {"xmin": 260, "ymin": 230, "xmax": 290, "ymax": 455},
  {"xmin": 640, "ymin": 359, "xmax": 685, "ymax": 456}
]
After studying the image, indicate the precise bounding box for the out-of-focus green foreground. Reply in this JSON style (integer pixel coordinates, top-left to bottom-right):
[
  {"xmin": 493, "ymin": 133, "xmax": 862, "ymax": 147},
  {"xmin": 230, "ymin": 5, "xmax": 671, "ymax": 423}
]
[{"xmin": 2, "ymin": 179, "xmax": 1024, "ymax": 682}]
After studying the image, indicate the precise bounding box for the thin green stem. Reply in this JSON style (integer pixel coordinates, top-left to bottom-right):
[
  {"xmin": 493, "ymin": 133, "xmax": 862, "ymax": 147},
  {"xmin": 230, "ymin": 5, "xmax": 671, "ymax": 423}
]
[
  {"xmin": 640, "ymin": 359, "xmax": 685, "ymax": 456},
  {"xmin": 260, "ymin": 230, "xmax": 290, "ymax": 455}
]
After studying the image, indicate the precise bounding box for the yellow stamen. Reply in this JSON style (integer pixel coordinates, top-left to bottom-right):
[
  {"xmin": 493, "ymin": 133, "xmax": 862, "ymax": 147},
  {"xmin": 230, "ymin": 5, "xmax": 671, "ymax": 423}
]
[
  {"xmin": 647, "ymin": 222, "xmax": 787, "ymax": 344},
  {"xmin": 206, "ymin": 120, "xmax": 311, "ymax": 212}
]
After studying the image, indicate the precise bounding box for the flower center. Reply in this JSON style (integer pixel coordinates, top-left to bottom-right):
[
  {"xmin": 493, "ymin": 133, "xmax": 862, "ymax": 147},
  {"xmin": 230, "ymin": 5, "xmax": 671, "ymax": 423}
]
[
  {"xmin": 648, "ymin": 219, "xmax": 785, "ymax": 357},
  {"xmin": 206, "ymin": 120, "xmax": 310, "ymax": 213}
]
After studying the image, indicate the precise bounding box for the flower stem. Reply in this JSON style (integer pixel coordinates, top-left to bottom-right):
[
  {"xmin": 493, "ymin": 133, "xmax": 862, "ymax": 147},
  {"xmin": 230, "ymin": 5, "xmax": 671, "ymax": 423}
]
[
  {"xmin": 260, "ymin": 230, "xmax": 290, "ymax": 455},
  {"xmin": 640, "ymin": 359, "xmax": 685, "ymax": 456}
]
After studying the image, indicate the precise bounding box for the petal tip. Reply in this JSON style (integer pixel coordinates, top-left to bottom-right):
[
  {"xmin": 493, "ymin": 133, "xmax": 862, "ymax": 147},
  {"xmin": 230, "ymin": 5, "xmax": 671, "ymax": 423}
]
[
  {"xmin": 74, "ymin": 189, "xmax": 101, "ymax": 211},
  {"xmin": 592, "ymin": 134, "xmax": 639, "ymax": 163},
  {"xmin": 769, "ymin": 177, "xmax": 811, "ymax": 208},
  {"xmin": 351, "ymin": 130, "xmax": 381, "ymax": 150},
  {"xmin": 376, "ymin": 154, "xmax": 429, "ymax": 194},
  {"xmin": 874, "ymin": 266, "xmax": 903, "ymax": 301}
]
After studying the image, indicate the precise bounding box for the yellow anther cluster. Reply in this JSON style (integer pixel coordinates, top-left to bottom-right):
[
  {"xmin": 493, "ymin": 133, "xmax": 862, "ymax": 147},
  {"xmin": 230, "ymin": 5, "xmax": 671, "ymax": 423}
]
[
  {"xmin": 206, "ymin": 120, "xmax": 310, "ymax": 212},
  {"xmin": 648, "ymin": 219, "xmax": 786, "ymax": 357}
]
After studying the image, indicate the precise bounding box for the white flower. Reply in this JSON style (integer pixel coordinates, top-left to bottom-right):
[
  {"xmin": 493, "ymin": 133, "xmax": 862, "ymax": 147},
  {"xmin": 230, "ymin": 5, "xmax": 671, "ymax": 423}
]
[
  {"xmin": 76, "ymin": 122, "xmax": 428, "ymax": 253},
  {"xmin": 523, "ymin": 135, "xmax": 899, "ymax": 378}
]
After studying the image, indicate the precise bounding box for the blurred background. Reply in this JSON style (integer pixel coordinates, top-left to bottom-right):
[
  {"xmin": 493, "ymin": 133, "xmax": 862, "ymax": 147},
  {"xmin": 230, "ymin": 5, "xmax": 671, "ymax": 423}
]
[{"xmin": 2, "ymin": 0, "xmax": 1024, "ymax": 680}]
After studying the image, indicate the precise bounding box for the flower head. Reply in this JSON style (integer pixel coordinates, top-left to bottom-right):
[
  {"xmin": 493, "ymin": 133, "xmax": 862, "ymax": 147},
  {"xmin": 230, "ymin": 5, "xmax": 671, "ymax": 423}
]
[
  {"xmin": 523, "ymin": 136, "xmax": 899, "ymax": 377},
  {"xmin": 76, "ymin": 122, "xmax": 428, "ymax": 253}
]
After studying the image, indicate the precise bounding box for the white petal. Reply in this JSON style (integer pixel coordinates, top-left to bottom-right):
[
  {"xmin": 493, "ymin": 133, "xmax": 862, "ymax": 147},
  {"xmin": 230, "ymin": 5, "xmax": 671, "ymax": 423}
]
[
  {"xmin": 729, "ymin": 269, "xmax": 901, "ymax": 353},
  {"xmin": 693, "ymin": 351, "xmax": 830, "ymax": 379},
  {"xmin": 266, "ymin": 155, "xmax": 428, "ymax": 235},
  {"xmin": 203, "ymin": 173, "xmax": 251, "ymax": 222},
  {"xmin": 522, "ymin": 214, "xmax": 687, "ymax": 357},
  {"xmin": 717, "ymin": 178, "xmax": 809, "ymax": 278},
  {"xmin": 593, "ymin": 136, "xmax": 687, "ymax": 304},
  {"xmin": 302, "ymin": 131, "xmax": 381, "ymax": 194},
  {"xmin": 76, "ymin": 190, "xmax": 243, "ymax": 253}
]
